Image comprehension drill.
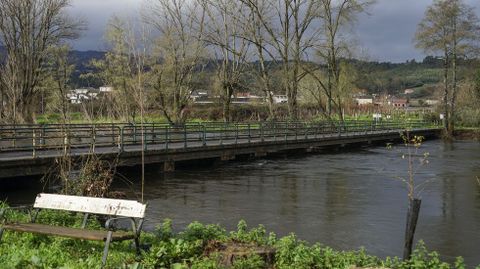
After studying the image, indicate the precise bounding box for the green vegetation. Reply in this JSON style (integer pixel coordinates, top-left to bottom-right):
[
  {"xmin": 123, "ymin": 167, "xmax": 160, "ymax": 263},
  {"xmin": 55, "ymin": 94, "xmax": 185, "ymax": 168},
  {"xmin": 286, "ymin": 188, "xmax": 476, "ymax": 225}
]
[
  {"xmin": 352, "ymin": 59, "xmax": 444, "ymax": 94},
  {"xmin": 0, "ymin": 205, "xmax": 477, "ymax": 269}
]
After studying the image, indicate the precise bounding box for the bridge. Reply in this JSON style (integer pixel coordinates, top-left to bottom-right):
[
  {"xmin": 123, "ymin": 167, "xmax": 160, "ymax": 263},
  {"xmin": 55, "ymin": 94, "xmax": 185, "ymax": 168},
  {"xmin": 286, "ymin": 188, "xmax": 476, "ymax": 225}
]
[{"xmin": 0, "ymin": 121, "xmax": 441, "ymax": 179}]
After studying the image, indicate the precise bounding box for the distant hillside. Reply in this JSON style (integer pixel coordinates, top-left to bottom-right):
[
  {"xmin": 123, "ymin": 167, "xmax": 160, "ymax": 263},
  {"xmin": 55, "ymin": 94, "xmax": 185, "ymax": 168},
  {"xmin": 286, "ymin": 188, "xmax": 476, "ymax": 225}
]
[
  {"xmin": 70, "ymin": 50, "xmax": 105, "ymax": 69},
  {"xmin": 69, "ymin": 50, "xmax": 106, "ymax": 88},
  {"xmin": 1, "ymin": 46, "xmax": 477, "ymax": 97},
  {"xmin": 352, "ymin": 57, "xmax": 478, "ymax": 96},
  {"xmin": 0, "ymin": 46, "xmax": 106, "ymax": 87}
]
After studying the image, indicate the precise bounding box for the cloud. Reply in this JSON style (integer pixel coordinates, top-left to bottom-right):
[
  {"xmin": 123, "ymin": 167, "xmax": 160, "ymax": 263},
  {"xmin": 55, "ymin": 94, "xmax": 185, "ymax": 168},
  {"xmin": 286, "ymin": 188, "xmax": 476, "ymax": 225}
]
[
  {"xmin": 68, "ymin": 0, "xmax": 141, "ymax": 50},
  {"xmin": 356, "ymin": 0, "xmax": 480, "ymax": 62},
  {"xmin": 68, "ymin": 0, "xmax": 480, "ymax": 62}
]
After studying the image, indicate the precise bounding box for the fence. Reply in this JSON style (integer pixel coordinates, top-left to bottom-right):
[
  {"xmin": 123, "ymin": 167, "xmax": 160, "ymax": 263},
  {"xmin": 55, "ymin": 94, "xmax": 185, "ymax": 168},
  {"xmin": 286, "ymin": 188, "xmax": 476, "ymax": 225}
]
[{"xmin": 0, "ymin": 120, "xmax": 438, "ymax": 158}]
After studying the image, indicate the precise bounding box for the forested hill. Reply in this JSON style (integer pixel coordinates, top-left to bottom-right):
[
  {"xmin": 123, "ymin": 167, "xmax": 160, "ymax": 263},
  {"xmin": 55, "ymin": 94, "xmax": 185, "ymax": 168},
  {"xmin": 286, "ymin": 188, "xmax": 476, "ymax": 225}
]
[
  {"xmin": 1, "ymin": 47, "xmax": 478, "ymax": 96},
  {"xmin": 68, "ymin": 52, "xmax": 477, "ymax": 96},
  {"xmin": 350, "ymin": 57, "xmax": 479, "ymax": 95}
]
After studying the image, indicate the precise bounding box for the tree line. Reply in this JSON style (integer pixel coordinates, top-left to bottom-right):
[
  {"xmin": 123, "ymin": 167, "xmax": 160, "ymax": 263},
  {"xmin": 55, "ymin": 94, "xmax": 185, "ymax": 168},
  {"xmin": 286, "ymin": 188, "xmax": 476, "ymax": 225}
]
[
  {"xmin": 0, "ymin": 0, "xmax": 374, "ymax": 124},
  {"xmin": 0, "ymin": 0, "xmax": 479, "ymax": 135}
]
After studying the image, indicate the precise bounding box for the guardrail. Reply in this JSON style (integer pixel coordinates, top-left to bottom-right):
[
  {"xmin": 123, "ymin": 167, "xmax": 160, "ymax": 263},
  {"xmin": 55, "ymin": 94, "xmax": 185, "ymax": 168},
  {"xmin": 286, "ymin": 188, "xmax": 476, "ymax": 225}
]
[{"xmin": 0, "ymin": 120, "xmax": 439, "ymax": 158}]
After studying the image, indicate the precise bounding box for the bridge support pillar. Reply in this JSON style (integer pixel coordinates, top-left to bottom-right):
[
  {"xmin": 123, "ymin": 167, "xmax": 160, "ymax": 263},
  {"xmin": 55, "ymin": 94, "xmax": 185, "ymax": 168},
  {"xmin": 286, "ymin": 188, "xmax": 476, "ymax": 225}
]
[
  {"xmin": 163, "ymin": 160, "xmax": 175, "ymax": 172},
  {"xmin": 255, "ymin": 150, "xmax": 267, "ymax": 158},
  {"xmin": 221, "ymin": 153, "xmax": 236, "ymax": 161}
]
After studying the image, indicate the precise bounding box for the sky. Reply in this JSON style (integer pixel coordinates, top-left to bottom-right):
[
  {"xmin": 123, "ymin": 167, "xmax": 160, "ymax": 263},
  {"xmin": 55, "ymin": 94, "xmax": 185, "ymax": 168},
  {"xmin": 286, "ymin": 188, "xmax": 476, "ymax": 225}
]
[{"xmin": 69, "ymin": 0, "xmax": 480, "ymax": 63}]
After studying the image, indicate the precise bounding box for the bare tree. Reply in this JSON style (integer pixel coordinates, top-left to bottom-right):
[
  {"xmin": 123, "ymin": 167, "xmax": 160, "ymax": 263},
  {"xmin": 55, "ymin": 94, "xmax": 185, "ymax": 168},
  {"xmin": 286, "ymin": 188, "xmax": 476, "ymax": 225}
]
[
  {"xmin": 45, "ymin": 45, "xmax": 75, "ymax": 124},
  {"xmin": 145, "ymin": 0, "xmax": 207, "ymax": 125},
  {"xmin": 103, "ymin": 15, "xmax": 152, "ymax": 201},
  {"xmin": 126, "ymin": 19, "xmax": 151, "ymax": 203},
  {"xmin": 239, "ymin": 1, "xmax": 276, "ymax": 120},
  {"xmin": 91, "ymin": 17, "xmax": 141, "ymax": 122},
  {"xmin": 0, "ymin": 0, "xmax": 83, "ymax": 123},
  {"xmin": 415, "ymin": 0, "xmax": 480, "ymax": 137},
  {"xmin": 242, "ymin": 0, "xmax": 277, "ymax": 120},
  {"xmin": 201, "ymin": 0, "xmax": 251, "ymax": 122},
  {"xmin": 308, "ymin": 0, "xmax": 373, "ymax": 121},
  {"xmin": 243, "ymin": 0, "xmax": 320, "ymax": 120}
]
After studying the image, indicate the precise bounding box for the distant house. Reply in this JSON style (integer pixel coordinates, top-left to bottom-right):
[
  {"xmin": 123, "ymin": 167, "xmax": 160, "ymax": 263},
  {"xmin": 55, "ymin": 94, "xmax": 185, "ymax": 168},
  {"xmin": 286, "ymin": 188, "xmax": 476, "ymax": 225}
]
[
  {"xmin": 355, "ymin": 96, "xmax": 373, "ymax": 106},
  {"xmin": 404, "ymin": 89, "xmax": 415, "ymax": 95},
  {"xmin": 373, "ymin": 95, "xmax": 390, "ymax": 107},
  {"xmin": 390, "ymin": 98, "xmax": 409, "ymax": 108},
  {"xmin": 67, "ymin": 88, "xmax": 101, "ymax": 104},
  {"xmin": 232, "ymin": 92, "xmax": 263, "ymax": 104},
  {"xmin": 425, "ymin": 99, "xmax": 440, "ymax": 106},
  {"xmin": 273, "ymin": 95, "xmax": 288, "ymax": 104},
  {"xmin": 99, "ymin": 86, "xmax": 114, "ymax": 93}
]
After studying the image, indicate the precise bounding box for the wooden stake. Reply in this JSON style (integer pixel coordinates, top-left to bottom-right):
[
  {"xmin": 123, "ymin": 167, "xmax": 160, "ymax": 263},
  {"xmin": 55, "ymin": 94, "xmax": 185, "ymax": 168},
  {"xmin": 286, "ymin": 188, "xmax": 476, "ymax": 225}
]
[{"xmin": 403, "ymin": 198, "xmax": 422, "ymax": 260}]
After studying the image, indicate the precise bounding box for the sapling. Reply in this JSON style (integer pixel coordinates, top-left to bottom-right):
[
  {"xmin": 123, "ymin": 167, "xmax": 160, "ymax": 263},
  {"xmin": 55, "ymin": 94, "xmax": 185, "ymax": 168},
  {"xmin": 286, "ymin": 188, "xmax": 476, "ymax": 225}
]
[{"xmin": 388, "ymin": 131, "xmax": 432, "ymax": 260}]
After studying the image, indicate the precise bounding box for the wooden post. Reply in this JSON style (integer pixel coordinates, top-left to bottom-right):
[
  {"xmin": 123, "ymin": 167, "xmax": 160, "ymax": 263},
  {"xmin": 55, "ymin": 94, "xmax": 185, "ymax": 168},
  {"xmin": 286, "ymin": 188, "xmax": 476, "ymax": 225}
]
[{"xmin": 403, "ymin": 198, "xmax": 422, "ymax": 261}]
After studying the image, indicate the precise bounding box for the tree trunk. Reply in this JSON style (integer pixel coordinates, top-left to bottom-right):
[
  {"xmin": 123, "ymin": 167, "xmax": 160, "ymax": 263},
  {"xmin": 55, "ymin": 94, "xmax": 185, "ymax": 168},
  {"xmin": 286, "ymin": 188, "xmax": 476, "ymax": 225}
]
[
  {"xmin": 223, "ymin": 86, "xmax": 233, "ymax": 122},
  {"xmin": 266, "ymin": 92, "xmax": 275, "ymax": 120},
  {"xmin": 442, "ymin": 49, "xmax": 450, "ymax": 137},
  {"xmin": 287, "ymin": 85, "xmax": 298, "ymax": 120},
  {"xmin": 403, "ymin": 198, "xmax": 422, "ymax": 261},
  {"xmin": 450, "ymin": 20, "xmax": 458, "ymax": 137}
]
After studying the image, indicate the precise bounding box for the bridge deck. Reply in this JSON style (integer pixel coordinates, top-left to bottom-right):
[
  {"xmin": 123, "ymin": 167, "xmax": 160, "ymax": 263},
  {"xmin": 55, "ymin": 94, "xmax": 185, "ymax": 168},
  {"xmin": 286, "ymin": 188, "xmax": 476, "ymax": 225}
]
[{"xmin": 0, "ymin": 121, "xmax": 442, "ymax": 179}]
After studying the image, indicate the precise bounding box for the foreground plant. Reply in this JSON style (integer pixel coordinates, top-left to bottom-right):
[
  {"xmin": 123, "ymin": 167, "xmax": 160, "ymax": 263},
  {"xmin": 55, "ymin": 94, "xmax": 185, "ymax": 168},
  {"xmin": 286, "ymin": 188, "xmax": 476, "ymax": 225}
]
[{"xmin": 0, "ymin": 207, "xmax": 476, "ymax": 268}]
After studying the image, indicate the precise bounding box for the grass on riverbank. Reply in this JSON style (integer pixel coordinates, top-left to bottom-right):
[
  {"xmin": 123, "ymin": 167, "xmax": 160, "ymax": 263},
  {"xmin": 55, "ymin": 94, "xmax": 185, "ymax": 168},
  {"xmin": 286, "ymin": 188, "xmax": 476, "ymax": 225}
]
[
  {"xmin": 33, "ymin": 110, "xmax": 435, "ymax": 125},
  {"xmin": 0, "ymin": 206, "xmax": 476, "ymax": 269}
]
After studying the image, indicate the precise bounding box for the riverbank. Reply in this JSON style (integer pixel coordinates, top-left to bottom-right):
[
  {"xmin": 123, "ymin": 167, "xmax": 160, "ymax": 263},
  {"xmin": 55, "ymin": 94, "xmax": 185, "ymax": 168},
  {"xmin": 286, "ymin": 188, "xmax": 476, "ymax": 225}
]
[
  {"xmin": 455, "ymin": 129, "xmax": 480, "ymax": 141},
  {"xmin": 0, "ymin": 207, "xmax": 474, "ymax": 269}
]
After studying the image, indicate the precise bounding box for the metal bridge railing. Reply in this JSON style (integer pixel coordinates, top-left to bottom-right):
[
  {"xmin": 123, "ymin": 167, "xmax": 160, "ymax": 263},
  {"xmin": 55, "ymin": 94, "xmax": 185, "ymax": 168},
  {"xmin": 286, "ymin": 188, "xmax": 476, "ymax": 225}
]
[{"xmin": 0, "ymin": 120, "xmax": 439, "ymax": 158}]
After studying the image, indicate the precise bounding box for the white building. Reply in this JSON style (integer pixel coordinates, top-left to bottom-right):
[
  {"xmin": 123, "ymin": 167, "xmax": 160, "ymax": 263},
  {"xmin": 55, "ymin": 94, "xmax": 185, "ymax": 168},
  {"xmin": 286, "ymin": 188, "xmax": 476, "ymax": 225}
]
[
  {"xmin": 273, "ymin": 95, "xmax": 288, "ymax": 104},
  {"xmin": 355, "ymin": 97, "xmax": 373, "ymax": 105},
  {"xmin": 425, "ymin": 99, "xmax": 440, "ymax": 106},
  {"xmin": 99, "ymin": 86, "xmax": 114, "ymax": 93},
  {"xmin": 67, "ymin": 88, "xmax": 100, "ymax": 104}
]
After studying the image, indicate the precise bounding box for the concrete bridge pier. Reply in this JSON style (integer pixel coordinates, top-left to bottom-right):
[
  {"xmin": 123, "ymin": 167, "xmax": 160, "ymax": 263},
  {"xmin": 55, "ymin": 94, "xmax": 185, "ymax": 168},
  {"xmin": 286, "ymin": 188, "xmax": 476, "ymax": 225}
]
[
  {"xmin": 221, "ymin": 152, "xmax": 236, "ymax": 161},
  {"xmin": 254, "ymin": 150, "xmax": 268, "ymax": 158},
  {"xmin": 163, "ymin": 160, "xmax": 175, "ymax": 172}
]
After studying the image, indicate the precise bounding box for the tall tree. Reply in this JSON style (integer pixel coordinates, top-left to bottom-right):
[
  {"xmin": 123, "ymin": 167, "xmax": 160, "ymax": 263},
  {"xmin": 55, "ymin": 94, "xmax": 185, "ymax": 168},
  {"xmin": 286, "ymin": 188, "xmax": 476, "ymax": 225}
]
[
  {"xmin": 99, "ymin": 15, "xmax": 151, "ymax": 201},
  {"xmin": 311, "ymin": 0, "xmax": 373, "ymax": 120},
  {"xmin": 415, "ymin": 0, "xmax": 480, "ymax": 137},
  {"xmin": 242, "ymin": 0, "xmax": 277, "ymax": 120},
  {"xmin": 145, "ymin": 0, "xmax": 207, "ymax": 125},
  {"xmin": 242, "ymin": 0, "xmax": 320, "ymax": 120},
  {"xmin": 45, "ymin": 45, "xmax": 75, "ymax": 124},
  {"xmin": 0, "ymin": 0, "xmax": 83, "ymax": 123},
  {"xmin": 202, "ymin": 0, "xmax": 250, "ymax": 122},
  {"xmin": 91, "ymin": 17, "xmax": 139, "ymax": 122}
]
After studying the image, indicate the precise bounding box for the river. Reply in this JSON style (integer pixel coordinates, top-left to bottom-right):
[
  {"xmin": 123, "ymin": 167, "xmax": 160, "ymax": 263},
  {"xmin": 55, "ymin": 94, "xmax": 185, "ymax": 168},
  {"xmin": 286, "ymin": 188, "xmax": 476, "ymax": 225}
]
[{"xmin": 2, "ymin": 140, "xmax": 480, "ymax": 266}]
